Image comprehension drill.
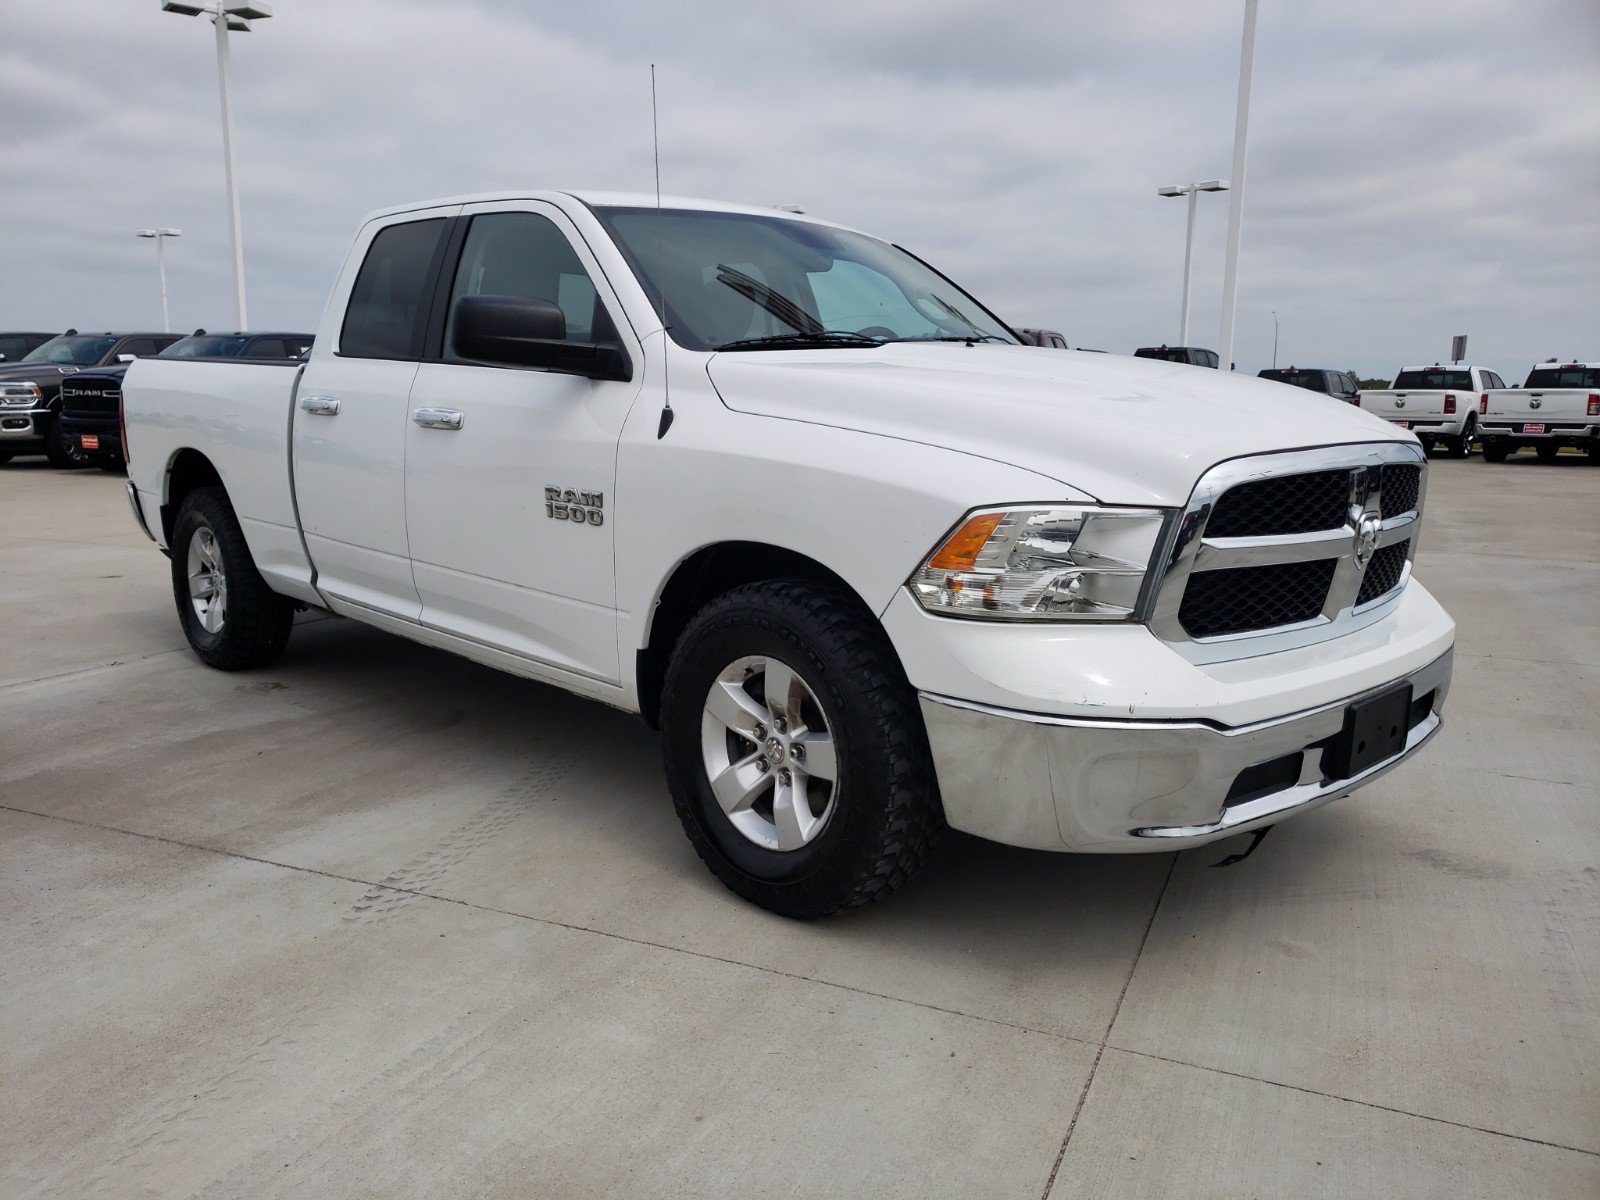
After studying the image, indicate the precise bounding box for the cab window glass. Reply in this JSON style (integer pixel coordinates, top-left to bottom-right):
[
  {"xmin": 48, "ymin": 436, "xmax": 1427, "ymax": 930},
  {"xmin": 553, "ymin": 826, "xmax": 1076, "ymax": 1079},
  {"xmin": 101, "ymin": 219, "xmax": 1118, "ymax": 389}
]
[
  {"xmin": 340, "ymin": 218, "xmax": 447, "ymax": 359},
  {"xmin": 805, "ymin": 259, "xmax": 941, "ymax": 340},
  {"xmin": 244, "ymin": 339, "xmax": 286, "ymax": 358},
  {"xmin": 119, "ymin": 339, "xmax": 159, "ymax": 359},
  {"xmin": 444, "ymin": 211, "xmax": 603, "ymax": 359}
]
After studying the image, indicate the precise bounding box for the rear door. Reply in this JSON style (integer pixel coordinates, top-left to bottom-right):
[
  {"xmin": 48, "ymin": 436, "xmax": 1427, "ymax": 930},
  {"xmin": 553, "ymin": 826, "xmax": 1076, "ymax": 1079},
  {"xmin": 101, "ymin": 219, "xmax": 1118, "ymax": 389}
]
[
  {"xmin": 402, "ymin": 201, "xmax": 645, "ymax": 682},
  {"xmin": 292, "ymin": 212, "xmax": 456, "ymax": 620}
]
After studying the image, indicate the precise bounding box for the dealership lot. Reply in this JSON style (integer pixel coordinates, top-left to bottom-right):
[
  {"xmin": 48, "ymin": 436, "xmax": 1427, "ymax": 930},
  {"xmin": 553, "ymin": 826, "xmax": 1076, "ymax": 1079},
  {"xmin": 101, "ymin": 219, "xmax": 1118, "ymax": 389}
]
[{"xmin": 2, "ymin": 458, "xmax": 1596, "ymax": 1197}]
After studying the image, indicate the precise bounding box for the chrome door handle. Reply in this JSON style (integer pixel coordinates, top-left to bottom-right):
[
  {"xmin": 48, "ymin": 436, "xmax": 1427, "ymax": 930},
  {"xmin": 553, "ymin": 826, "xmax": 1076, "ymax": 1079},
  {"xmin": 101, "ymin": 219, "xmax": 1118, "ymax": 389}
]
[
  {"xmin": 299, "ymin": 395, "xmax": 339, "ymax": 415},
  {"xmin": 412, "ymin": 408, "xmax": 464, "ymax": 430}
]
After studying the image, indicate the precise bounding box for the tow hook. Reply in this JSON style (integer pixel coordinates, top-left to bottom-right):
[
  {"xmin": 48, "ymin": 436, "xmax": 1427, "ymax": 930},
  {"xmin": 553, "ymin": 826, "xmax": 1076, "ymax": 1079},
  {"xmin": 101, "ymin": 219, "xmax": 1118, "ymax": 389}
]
[{"xmin": 1212, "ymin": 825, "xmax": 1275, "ymax": 868}]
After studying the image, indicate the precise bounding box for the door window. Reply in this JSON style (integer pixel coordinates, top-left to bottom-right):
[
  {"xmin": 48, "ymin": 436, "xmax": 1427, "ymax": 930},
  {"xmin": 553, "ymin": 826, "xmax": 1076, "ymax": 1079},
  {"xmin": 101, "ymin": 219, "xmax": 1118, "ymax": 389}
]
[
  {"xmin": 443, "ymin": 212, "xmax": 606, "ymax": 359},
  {"xmin": 244, "ymin": 339, "xmax": 286, "ymax": 358},
  {"xmin": 340, "ymin": 218, "xmax": 448, "ymax": 359},
  {"xmin": 118, "ymin": 339, "xmax": 160, "ymax": 359}
]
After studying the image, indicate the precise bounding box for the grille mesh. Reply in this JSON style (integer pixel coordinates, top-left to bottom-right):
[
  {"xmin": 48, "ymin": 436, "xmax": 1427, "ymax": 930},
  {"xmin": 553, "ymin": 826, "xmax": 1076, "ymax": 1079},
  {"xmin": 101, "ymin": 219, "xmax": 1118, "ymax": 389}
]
[
  {"xmin": 1357, "ymin": 540, "xmax": 1409, "ymax": 605},
  {"xmin": 1179, "ymin": 558, "xmax": 1337, "ymax": 638},
  {"xmin": 1378, "ymin": 465, "xmax": 1421, "ymax": 518},
  {"xmin": 1207, "ymin": 469, "xmax": 1350, "ymax": 537},
  {"xmin": 60, "ymin": 382, "xmax": 121, "ymax": 417}
]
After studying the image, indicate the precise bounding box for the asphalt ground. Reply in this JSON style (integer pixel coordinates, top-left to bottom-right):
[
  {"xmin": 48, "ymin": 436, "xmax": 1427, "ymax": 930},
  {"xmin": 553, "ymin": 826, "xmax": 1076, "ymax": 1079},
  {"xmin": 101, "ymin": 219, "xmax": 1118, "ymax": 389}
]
[{"xmin": 2, "ymin": 451, "xmax": 1596, "ymax": 1198}]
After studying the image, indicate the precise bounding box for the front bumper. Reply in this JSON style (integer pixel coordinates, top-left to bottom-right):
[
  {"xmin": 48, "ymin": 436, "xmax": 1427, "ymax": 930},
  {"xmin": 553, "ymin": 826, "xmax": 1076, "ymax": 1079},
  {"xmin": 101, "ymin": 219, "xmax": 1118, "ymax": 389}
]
[
  {"xmin": 919, "ymin": 648, "xmax": 1451, "ymax": 853},
  {"xmin": 0, "ymin": 407, "xmax": 47, "ymax": 445}
]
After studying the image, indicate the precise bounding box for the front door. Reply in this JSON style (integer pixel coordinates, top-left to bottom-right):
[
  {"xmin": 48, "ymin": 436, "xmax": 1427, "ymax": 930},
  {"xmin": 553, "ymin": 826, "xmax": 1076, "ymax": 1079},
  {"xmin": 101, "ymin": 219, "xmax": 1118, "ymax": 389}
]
[{"xmin": 403, "ymin": 202, "xmax": 645, "ymax": 683}]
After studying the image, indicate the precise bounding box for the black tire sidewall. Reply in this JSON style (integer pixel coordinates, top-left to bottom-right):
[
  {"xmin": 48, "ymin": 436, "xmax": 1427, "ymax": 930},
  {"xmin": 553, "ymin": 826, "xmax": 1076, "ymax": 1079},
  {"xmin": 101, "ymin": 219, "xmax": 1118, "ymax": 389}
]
[
  {"xmin": 666, "ymin": 622, "xmax": 865, "ymax": 887},
  {"xmin": 44, "ymin": 417, "xmax": 90, "ymax": 469}
]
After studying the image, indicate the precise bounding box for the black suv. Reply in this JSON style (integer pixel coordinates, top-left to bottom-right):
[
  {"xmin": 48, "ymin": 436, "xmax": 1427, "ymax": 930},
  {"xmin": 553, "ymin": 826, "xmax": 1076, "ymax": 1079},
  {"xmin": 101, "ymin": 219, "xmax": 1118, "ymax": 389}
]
[
  {"xmin": 1135, "ymin": 345, "xmax": 1221, "ymax": 368},
  {"xmin": 0, "ymin": 332, "xmax": 59, "ymax": 364},
  {"xmin": 0, "ymin": 331, "xmax": 182, "ymax": 467},
  {"xmin": 59, "ymin": 331, "xmax": 313, "ymax": 470},
  {"xmin": 1257, "ymin": 367, "xmax": 1360, "ymax": 404}
]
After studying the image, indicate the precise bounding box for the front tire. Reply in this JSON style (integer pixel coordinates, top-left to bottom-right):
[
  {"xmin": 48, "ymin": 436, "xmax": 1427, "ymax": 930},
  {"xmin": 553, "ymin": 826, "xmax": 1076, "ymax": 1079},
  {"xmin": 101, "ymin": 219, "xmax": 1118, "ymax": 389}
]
[
  {"xmin": 660, "ymin": 581, "xmax": 944, "ymax": 918},
  {"xmin": 171, "ymin": 487, "xmax": 294, "ymax": 670},
  {"xmin": 43, "ymin": 416, "xmax": 91, "ymax": 469}
]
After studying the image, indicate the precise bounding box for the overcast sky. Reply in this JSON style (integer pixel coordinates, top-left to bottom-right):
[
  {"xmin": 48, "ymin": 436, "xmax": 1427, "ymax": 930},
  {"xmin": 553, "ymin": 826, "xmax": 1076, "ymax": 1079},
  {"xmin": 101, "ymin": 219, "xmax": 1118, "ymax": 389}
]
[{"xmin": 2, "ymin": 0, "xmax": 1596, "ymax": 377}]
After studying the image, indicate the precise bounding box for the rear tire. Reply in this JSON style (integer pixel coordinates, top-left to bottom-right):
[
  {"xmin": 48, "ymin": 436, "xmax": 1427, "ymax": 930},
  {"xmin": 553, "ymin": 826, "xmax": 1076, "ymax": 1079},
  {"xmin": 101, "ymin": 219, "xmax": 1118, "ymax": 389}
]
[
  {"xmin": 93, "ymin": 455, "xmax": 125, "ymax": 474},
  {"xmin": 660, "ymin": 580, "xmax": 944, "ymax": 918},
  {"xmin": 1535, "ymin": 443, "xmax": 1559, "ymax": 462},
  {"xmin": 171, "ymin": 486, "xmax": 294, "ymax": 670},
  {"xmin": 1446, "ymin": 418, "xmax": 1475, "ymax": 458},
  {"xmin": 1482, "ymin": 441, "xmax": 1511, "ymax": 463},
  {"xmin": 1587, "ymin": 443, "xmax": 1599, "ymax": 464},
  {"xmin": 43, "ymin": 416, "xmax": 91, "ymax": 469},
  {"xmin": 0, "ymin": 450, "xmax": 13, "ymax": 465}
]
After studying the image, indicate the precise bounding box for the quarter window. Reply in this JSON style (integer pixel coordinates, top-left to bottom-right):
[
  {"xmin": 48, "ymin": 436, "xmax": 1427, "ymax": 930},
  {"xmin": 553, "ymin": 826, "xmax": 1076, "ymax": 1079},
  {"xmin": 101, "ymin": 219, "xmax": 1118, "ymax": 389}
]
[
  {"xmin": 443, "ymin": 212, "xmax": 606, "ymax": 360},
  {"xmin": 340, "ymin": 218, "xmax": 448, "ymax": 359}
]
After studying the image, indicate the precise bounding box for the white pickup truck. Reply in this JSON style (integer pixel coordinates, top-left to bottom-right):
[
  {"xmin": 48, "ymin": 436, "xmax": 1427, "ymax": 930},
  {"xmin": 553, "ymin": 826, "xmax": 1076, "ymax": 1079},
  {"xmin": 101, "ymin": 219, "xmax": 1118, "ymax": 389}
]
[
  {"xmin": 1478, "ymin": 362, "xmax": 1600, "ymax": 463},
  {"xmin": 1357, "ymin": 364, "xmax": 1508, "ymax": 458},
  {"xmin": 122, "ymin": 190, "xmax": 1455, "ymax": 917}
]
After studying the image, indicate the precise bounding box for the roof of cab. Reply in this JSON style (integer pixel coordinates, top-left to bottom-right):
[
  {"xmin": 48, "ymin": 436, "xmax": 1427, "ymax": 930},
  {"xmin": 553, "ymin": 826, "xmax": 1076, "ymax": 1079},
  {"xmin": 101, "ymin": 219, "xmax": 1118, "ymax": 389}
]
[{"xmin": 358, "ymin": 190, "xmax": 855, "ymax": 232}]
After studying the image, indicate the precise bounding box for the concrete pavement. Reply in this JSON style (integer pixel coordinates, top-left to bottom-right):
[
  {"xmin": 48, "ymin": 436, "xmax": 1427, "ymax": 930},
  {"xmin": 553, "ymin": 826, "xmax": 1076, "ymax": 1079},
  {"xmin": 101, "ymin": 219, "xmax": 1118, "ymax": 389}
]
[{"xmin": 2, "ymin": 454, "xmax": 1596, "ymax": 1198}]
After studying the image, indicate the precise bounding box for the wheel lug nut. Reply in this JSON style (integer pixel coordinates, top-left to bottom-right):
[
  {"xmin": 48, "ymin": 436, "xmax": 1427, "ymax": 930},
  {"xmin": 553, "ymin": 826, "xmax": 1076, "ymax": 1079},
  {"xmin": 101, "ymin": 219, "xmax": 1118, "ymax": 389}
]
[
  {"xmin": 753, "ymin": 724, "xmax": 766, "ymax": 740},
  {"xmin": 773, "ymin": 717, "xmax": 787, "ymax": 733},
  {"xmin": 790, "ymin": 744, "xmax": 803, "ymax": 760},
  {"xmin": 779, "ymin": 769, "xmax": 792, "ymax": 785}
]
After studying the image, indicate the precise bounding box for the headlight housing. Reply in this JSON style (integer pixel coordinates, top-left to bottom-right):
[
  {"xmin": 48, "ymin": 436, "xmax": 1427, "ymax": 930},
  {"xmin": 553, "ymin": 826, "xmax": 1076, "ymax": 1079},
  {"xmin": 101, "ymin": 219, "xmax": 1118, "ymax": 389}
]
[
  {"xmin": 1, "ymin": 382, "xmax": 42, "ymax": 406},
  {"xmin": 909, "ymin": 505, "xmax": 1169, "ymax": 621}
]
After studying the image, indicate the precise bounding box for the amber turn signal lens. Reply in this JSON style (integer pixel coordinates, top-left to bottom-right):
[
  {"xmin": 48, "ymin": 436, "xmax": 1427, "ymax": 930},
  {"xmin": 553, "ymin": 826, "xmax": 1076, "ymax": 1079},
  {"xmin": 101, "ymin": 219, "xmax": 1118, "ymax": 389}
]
[{"xmin": 928, "ymin": 511, "xmax": 1005, "ymax": 571}]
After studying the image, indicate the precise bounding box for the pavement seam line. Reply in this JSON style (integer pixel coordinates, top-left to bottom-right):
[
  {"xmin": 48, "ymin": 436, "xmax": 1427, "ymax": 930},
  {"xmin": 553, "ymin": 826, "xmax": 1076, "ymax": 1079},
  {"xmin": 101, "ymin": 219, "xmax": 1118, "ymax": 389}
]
[
  {"xmin": 1038, "ymin": 850, "xmax": 1180, "ymax": 1199},
  {"xmin": 0, "ymin": 647, "xmax": 191, "ymax": 692},
  {"xmin": 0, "ymin": 802, "xmax": 1092, "ymax": 1050},
  {"xmin": 1108, "ymin": 1046, "xmax": 1600, "ymax": 1159}
]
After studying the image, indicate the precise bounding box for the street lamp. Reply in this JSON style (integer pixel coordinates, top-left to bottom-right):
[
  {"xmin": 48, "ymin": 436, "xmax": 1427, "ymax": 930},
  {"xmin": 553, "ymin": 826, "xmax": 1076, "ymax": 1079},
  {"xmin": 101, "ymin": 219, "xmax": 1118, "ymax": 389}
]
[
  {"xmin": 136, "ymin": 229, "xmax": 182, "ymax": 332},
  {"xmin": 1271, "ymin": 309, "xmax": 1279, "ymax": 369},
  {"xmin": 1158, "ymin": 179, "xmax": 1229, "ymax": 346},
  {"xmin": 159, "ymin": 1, "xmax": 273, "ymax": 330}
]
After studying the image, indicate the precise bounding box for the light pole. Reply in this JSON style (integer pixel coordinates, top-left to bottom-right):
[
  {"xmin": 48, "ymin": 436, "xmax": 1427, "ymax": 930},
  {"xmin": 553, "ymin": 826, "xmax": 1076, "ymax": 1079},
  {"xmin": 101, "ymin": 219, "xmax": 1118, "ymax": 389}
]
[
  {"xmin": 1218, "ymin": 0, "xmax": 1260, "ymax": 371},
  {"xmin": 1271, "ymin": 309, "xmax": 1279, "ymax": 368},
  {"xmin": 160, "ymin": 2, "xmax": 272, "ymax": 330},
  {"xmin": 136, "ymin": 229, "xmax": 182, "ymax": 332},
  {"xmin": 1157, "ymin": 180, "xmax": 1229, "ymax": 346}
]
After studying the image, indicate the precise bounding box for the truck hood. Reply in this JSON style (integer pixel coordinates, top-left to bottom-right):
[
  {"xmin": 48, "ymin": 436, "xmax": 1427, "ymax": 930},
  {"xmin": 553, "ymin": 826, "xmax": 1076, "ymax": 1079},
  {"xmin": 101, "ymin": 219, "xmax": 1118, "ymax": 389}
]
[
  {"xmin": 707, "ymin": 344, "xmax": 1413, "ymax": 506},
  {"xmin": 0, "ymin": 363, "xmax": 85, "ymax": 381}
]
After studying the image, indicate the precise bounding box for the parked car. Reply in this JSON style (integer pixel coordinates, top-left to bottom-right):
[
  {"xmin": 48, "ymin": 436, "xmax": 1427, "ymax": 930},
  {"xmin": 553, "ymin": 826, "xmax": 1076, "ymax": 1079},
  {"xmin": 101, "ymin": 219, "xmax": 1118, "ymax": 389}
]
[
  {"xmin": 1258, "ymin": 367, "xmax": 1360, "ymax": 404},
  {"xmin": 0, "ymin": 332, "xmax": 59, "ymax": 364},
  {"xmin": 1478, "ymin": 362, "xmax": 1600, "ymax": 463},
  {"xmin": 0, "ymin": 330, "xmax": 182, "ymax": 466},
  {"xmin": 123, "ymin": 189, "xmax": 1454, "ymax": 917},
  {"xmin": 1136, "ymin": 345, "xmax": 1220, "ymax": 368},
  {"xmin": 60, "ymin": 331, "xmax": 313, "ymax": 470},
  {"xmin": 1355, "ymin": 364, "xmax": 1508, "ymax": 458},
  {"xmin": 1017, "ymin": 328, "xmax": 1068, "ymax": 348}
]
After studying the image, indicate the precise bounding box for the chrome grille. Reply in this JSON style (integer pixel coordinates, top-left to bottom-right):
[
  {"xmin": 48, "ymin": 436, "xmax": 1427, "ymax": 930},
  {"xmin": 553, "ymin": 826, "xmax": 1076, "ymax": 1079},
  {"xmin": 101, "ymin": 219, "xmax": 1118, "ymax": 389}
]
[{"xmin": 1149, "ymin": 444, "xmax": 1426, "ymax": 661}]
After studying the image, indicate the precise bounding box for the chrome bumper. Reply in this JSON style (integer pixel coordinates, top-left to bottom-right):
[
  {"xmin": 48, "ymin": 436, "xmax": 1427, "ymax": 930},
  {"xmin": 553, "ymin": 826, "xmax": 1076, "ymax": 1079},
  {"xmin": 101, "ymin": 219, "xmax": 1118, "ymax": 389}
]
[
  {"xmin": 919, "ymin": 648, "xmax": 1452, "ymax": 852},
  {"xmin": 0, "ymin": 408, "xmax": 46, "ymax": 440}
]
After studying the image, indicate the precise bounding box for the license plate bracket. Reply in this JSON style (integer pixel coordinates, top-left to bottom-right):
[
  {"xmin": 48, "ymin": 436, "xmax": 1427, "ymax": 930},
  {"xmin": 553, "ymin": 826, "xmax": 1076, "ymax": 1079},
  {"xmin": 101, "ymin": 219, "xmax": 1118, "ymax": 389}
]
[
  {"xmin": 1522, "ymin": 422, "xmax": 1545, "ymax": 435},
  {"xmin": 1326, "ymin": 683, "xmax": 1413, "ymax": 781},
  {"xmin": 80, "ymin": 434, "xmax": 100, "ymax": 451}
]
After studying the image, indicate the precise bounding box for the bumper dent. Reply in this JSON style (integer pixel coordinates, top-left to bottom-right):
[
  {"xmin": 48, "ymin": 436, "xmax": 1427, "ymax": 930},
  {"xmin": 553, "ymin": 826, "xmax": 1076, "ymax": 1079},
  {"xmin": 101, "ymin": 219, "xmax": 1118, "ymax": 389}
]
[{"xmin": 920, "ymin": 648, "xmax": 1452, "ymax": 852}]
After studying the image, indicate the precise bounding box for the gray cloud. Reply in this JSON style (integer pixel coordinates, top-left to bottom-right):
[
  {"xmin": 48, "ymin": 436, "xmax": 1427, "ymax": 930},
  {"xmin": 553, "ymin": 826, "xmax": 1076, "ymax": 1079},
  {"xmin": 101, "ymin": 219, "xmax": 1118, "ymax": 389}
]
[{"xmin": 1, "ymin": 0, "xmax": 1595, "ymax": 378}]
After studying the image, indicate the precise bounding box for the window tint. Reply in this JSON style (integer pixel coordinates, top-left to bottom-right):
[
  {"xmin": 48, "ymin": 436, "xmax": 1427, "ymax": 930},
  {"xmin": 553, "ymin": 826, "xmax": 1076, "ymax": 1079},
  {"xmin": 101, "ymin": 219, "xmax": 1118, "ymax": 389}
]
[
  {"xmin": 287, "ymin": 337, "xmax": 314, "ymax": 358},
  {"xmin": 0, "ymin": 336, "xmax": 33, "ymax": 361},
  {"xmin": 118, "ymin": 339, "xmax": 159, "ymax": 359},
  {"xmin": 244, "ymin": 339, "xmax": 286, "ymax": 358},
  {"xmin": 1522, "ymin": 366, "xmax": 1597, "ymax": 389},
  {"xmin": 21, "ymin": 335, "xmax": 117, "ymax": 365},
  {"xmin": 1394, "ymin": 369, "xmax": 1472, "ymax": 390},
  {"xmin": 443, "ymin": 212, "xmax": 604, "ymax": 358},
  {"xmin": 340, "ymin": 218, "xmax": 447, "ymax": 359}
]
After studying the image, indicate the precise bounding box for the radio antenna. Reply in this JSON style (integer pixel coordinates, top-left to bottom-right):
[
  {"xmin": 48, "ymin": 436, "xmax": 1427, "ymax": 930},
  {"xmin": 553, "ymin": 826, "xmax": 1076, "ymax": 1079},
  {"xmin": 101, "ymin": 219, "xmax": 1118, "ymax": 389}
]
[{"xmin": 652, "ymin": 63, "xmax": 674, "ymax": 438}]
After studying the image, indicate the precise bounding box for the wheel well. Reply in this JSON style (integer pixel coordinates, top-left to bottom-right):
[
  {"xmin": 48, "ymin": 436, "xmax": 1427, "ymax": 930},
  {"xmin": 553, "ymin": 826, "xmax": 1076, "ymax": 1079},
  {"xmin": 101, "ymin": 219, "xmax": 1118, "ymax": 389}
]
[
  {"xmin": 161, "ymin": 449, "xmax": 224, "ymax": 545},
  {"xmin": 635, "ymin": 542, "xmax": 867, "ymax": 729}
]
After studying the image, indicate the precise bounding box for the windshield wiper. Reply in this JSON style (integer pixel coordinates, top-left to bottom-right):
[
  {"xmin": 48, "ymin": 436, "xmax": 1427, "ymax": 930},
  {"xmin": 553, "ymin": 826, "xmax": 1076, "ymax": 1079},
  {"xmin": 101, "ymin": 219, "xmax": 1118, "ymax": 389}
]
[
  {"xmin": 716, "ymin": 331, "xmax": 887, "ymax": 352},
  {"xmin": 923, "ymin": 295, "xmax": 1008, "ymax": 342},
  {"xmin": 714, "ymin": 265, "xmax": 824, "ymax": 336},
  {"xmin": 905, "ymin": 334, "xmax": 1011, "ymax": 344}
]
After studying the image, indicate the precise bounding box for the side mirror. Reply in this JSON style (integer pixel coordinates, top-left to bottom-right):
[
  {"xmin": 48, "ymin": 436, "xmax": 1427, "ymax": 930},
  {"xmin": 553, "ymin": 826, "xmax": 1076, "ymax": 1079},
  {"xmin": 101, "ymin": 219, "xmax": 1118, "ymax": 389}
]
[
  {"xmin": 452, "ymin": 294, "xmax": 632, "ymax": 383},
  {"xmin": 117, "ymin": 354, "xmax": 137, "ymax": 363}
]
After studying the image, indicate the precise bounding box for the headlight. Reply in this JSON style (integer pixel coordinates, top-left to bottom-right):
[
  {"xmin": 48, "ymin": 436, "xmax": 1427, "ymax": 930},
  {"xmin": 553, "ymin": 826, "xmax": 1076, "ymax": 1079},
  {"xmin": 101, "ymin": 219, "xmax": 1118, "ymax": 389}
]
[
  {"xmin": 1, "ymin": 382, "xmax": 42, "ymax": 406},
  {"xmin": 909, "ymin": 505, "xmax": 1169, "ymax": 620}
]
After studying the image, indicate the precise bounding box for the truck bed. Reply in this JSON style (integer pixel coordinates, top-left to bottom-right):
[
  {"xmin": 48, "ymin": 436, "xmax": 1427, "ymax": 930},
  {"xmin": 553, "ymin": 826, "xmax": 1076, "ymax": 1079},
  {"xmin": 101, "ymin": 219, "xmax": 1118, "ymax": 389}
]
[{"xmin": 123, "ymin": 357, "xmax": 317, "ymax": 601}]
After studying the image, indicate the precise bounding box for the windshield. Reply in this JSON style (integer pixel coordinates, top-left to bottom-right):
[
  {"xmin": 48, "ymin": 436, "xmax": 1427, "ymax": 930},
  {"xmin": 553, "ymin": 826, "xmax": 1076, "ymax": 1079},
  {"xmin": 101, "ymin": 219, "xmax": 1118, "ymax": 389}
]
[
  {"xmin": 1524, "ymin": 366, "xmax": 1600, "ymax": 389},
  {"xmin": 21, "ymin": 335, "xmax": 117, "ymax": 365},
  {"xmin": 593, "ymin": 207, "xmax": 1017, "ymax": 351},
  {"xmin": 1394, "ymin": 369, "xmax": 1472, "ymax": 390},
  {"xmin": 160, "ymin": 335, "xmax": 251, "ymax": 358}
]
